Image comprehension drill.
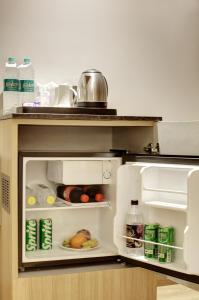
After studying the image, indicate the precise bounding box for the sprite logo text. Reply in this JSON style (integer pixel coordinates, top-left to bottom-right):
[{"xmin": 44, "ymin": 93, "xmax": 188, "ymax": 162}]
[
  {"xmin": 40, "ymin": 219, "xmax": 52, "ymax": 250},
  {"xmin": 26, "ymin": 220, "xmax": 37, "ymax": 251}
]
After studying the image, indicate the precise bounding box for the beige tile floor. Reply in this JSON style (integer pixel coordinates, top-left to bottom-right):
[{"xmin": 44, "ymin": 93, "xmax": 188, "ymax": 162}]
[{"xmin": 157, "ymin": 284, "xmax": 199, "ymax": 300}]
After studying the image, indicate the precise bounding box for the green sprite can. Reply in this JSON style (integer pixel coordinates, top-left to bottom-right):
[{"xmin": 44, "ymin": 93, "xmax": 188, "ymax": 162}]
[
  {"xmin": 144, "ymin": 224, "xmax": 159, "ymax": 259},
  {"xmin": 26, "ymin": 219, "xmax": 37, "ymax": 251},
  {"xmin": 158, "ymin": 227, "xmax": 174, "ymax": 263},
  {"xmin": 39, "ymin": 218, "xmax": 52, "ymax": 250}
]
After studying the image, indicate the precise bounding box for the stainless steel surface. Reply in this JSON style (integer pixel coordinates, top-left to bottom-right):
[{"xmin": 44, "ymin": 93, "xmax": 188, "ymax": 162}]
[{"xmin": 77, "ymin": 69, "xmax": 108, "ymax": 105}]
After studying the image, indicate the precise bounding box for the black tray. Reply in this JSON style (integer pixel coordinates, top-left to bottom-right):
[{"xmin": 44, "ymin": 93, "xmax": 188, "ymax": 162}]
[{"xmin": 16, "ymin": 107, "xmax": 117, "ymax": 115}]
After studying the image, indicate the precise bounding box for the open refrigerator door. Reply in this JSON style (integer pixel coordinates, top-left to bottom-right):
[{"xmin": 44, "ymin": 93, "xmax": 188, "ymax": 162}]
[{"xmin": 114, "ymin": 161, "xmax": 199, "ymax": 276}]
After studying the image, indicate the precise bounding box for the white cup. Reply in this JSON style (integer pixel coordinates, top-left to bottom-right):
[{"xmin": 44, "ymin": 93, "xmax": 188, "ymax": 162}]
[{"xmin": 55, "ymin": 84, "xmax": 77, "ymax": 108}]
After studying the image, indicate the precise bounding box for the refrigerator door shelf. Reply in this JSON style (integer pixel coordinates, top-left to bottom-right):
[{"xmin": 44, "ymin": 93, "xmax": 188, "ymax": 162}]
[
  {"xmin": 143, "ymin": 200, "xmax": 187, "ymax": 212},
  {"xmin": 140, "ymin": 165, "xmax": 193, "ymax": 210}
]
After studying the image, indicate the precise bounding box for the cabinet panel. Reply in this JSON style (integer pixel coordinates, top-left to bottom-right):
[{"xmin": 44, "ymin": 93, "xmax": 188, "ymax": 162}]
[
  {"xmin": 14, "ymin": 268, "xmax": 156, "ymax": 300},
  {"xmin": 0, "ymin": 120, "xmax": 18, "ymax": 300},
  {"xmin": 18, "ymin": 126, "xmax": 113, "ymax": 152}
]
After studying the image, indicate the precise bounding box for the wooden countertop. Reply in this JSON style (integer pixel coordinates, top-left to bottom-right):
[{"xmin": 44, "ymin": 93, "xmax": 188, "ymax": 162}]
[{"xmin": 0, "ymin": 113, "xmax": 162, "ymax": 121}]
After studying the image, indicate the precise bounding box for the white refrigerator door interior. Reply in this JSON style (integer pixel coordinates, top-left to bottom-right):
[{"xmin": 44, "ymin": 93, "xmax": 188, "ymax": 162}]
[{"xmin": 114, "ymin": 162, "xmax": 199, "ymax": 275}]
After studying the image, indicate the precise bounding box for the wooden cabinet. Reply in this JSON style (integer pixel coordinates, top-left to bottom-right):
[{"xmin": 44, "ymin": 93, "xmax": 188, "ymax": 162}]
[
  {"xmin": 0, "ymin": 114, "xmax": 160, "ymax": 300},
  {"xmin": 14, "ymin": 267, "xmax": 156, "ymax": 300}
]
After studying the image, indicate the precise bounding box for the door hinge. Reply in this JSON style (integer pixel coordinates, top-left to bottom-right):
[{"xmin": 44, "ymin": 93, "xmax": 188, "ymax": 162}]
[{"xmin": 144, "ymin": 143, "xmax": 160, "ymax": 155}]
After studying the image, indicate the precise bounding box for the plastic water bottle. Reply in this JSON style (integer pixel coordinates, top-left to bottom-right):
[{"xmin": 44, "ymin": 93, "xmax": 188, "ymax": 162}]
[
  {"xmin": 126, "ymin": 200, "xmax": 144, "ymax": 256},
  {"xmin": 26, "ymin": 186, "xmax": 37, "ymax": 207},
  {"xmin": 18, "ymin": 58, "xmax": 35, "ymax": 106},
  {"xmin": 35, "ymin": 184, "xmax": 56, "ymax": 206},
  {"xmin": 3, "ymin": 57, "xmax": 19, "ymax": 114}
]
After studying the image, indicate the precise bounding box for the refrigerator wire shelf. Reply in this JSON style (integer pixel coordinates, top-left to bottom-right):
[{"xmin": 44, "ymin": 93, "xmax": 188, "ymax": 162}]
[
  {"xmin": 119, "ymin": 235, "xmax": 183, "ymax": 250},
  {"xmin": 26, "ymin": 198, "xmax": 111, "ymax": 211}
]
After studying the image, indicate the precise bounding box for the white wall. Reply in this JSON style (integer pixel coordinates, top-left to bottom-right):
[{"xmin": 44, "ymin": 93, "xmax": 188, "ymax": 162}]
[
  {"xmin": 0, "ymin": 0, "xmax": 199, "ymax": 121},
  {"xmin": 158, "ymin": 121, "xmax": 199, "ymax": 155}
]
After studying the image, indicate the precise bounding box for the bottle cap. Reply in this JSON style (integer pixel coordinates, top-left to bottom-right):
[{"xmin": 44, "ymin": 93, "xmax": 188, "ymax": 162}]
[
  {"xmin": 46, "ymin": 195, "xmax": 55, "ymax": 205},
  {"xmin": 8, "ymin": 57, "xmax": 16, "ymax": 64},
  {"xmin": 95, "ymin": 193, "xmax": 105, "ymax": 202},
  {"xmin": 80, "ymin": 194, "xmax": 89, "ymax": 203},
  {"xmin": 131, "ymin": 200, "xmax": 138, "ymax": 205},
  {"xmin": 27, "ymin": 196, "xmax": 37, "ymax": 206},
  {"xmin": 24, "ymin": 58, "xmax": 31, "ymax": 64}
]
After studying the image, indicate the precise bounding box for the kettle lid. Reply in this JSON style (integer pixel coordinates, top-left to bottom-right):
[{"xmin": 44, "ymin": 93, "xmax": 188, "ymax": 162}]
[{"xmin": 82, "ymin": 69, "xmax": 101, "ymax": 74}]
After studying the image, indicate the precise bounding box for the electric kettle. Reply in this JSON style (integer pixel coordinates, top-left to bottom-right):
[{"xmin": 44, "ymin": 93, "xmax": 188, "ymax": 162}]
[{"xmin": 77, "ymin": 69, "xmax": 108, "ymax": 108}]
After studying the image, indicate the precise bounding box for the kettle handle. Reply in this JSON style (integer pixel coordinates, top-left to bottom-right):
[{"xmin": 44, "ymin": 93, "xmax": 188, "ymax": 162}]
[
  {"xmin": 103, "ymin": 75, "xmax": 108, "ymax": 97},
  {"xmin": 69, "ymin": 86, "xmax": 78, "ymax": 105}
]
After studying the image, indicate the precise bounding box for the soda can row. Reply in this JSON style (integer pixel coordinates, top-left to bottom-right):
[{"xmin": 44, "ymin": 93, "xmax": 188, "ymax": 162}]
[
  {"xmin": 26, "ymin": 218, "xmax": 52, "ymax": 251},
  {"xmin": 144, "ymin": 224, "xmax": 174, "ymax": 263}
]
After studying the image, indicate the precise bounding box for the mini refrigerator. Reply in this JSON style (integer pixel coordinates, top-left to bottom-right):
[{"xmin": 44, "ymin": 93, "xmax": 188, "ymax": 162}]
[{"xmin": 18, "ymin": 151, "xmax": 199, "ymax": 284}]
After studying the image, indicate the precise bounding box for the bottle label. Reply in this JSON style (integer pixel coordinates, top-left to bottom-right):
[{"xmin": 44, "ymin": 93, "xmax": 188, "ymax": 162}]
[
  {"xmin": 20, "ymin": 80, "xmax": 35, "ymax": 92},
  {"xmin": 4, "ymin": 79, "xmax": 19, "ymax": 92},
  {"xmin": 26, "ymin": 219, "xmax": 37, "ymax": 251},
  {"xmin": 126, "ymin": 224, "xmax": 144, "ymax": 248},
  {"xmin": 39, "ymin": 219, "xmax": 52, "ymax": 250}
]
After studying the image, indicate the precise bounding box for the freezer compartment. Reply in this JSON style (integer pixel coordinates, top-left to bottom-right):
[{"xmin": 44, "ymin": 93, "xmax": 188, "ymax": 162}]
[
  {"xmin": 47, "ymin": 159, "xmax": 113, "ymax": 185},
  {"xmin": 114, "ymin": 162, "xmax": 199, "ymax": 275},
  {"xmin": 20, "ymin": 156, "xmax": 121, "ymax": 267}
]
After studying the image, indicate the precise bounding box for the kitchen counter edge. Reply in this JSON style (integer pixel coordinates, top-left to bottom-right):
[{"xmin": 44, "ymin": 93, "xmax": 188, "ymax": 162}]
[{"xmin": 0, "ymin": 113, "xmax": 162, "ymax": 121}]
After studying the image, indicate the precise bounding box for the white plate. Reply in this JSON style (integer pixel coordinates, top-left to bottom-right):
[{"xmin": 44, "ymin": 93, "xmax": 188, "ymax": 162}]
[{"xmin": 59, "ymin": 241, "xmax": 100, "ymax": 251}]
